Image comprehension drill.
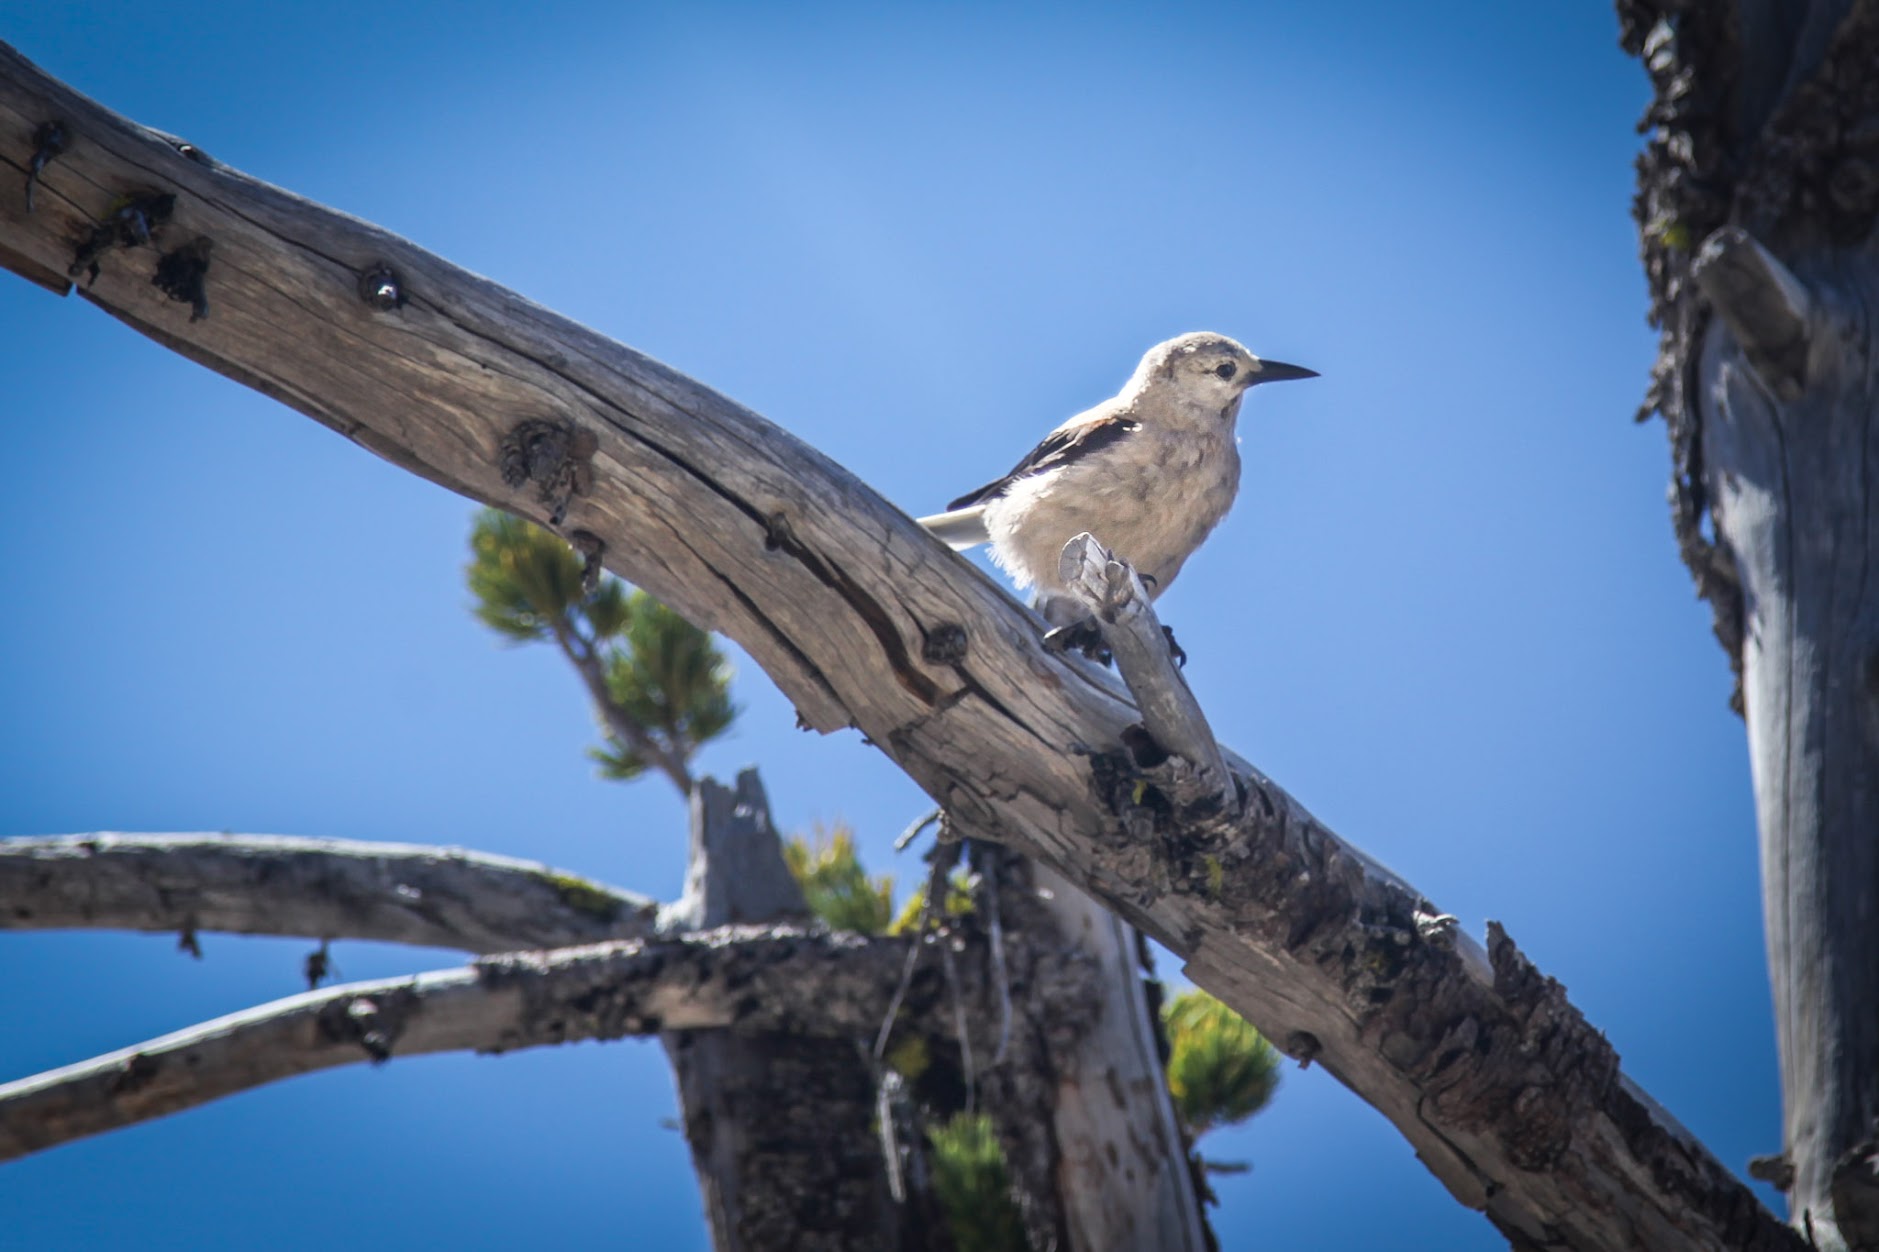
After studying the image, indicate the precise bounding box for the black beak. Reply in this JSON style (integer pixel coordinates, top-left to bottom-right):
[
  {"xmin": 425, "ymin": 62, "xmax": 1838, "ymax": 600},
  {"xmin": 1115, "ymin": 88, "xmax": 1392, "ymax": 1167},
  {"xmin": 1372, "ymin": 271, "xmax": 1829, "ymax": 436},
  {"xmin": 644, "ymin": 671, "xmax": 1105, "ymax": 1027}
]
[{"xmin": 1251, "ymin": 359, "xmax": 1318, "ymax": 384}]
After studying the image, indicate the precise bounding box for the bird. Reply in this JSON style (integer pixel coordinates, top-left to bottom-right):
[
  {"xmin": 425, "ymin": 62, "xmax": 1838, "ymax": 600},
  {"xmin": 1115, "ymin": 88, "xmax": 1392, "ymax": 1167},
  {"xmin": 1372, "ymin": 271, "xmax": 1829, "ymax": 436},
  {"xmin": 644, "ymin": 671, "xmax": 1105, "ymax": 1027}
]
[{"xmin": 919, "ymin": 331, "xmax": 1315, "ymax": 655}]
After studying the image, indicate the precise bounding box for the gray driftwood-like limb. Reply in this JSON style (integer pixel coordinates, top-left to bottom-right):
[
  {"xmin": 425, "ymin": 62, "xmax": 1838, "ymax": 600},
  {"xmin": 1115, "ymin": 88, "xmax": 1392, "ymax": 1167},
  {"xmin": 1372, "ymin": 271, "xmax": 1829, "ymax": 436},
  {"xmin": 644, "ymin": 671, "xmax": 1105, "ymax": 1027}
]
[
  {"xmin": 0, "ymin": 833, "xmax": 657, "ymax": 953},
  {"xmin": 0, "ymin": 45, "xmax": 1798, "ymax": 1251},
  {"xmin": 0, "ymin": 925, "xmax": 993, "ymax": 1164},
  {"xmin": 1058, "ymin": 532, "xmax": 1235, "ymax": 816},
  {"xmin": 1691, "ymin": 226, "xmax": 1815, "ymax": 400}
]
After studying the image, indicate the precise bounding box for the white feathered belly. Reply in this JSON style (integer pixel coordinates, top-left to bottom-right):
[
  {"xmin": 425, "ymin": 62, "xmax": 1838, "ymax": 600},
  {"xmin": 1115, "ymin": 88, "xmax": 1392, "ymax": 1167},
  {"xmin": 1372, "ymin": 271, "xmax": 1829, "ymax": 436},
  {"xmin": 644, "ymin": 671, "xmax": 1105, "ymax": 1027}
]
[{"xmin": 981, "ymin": 428, "xmax": 1239, "ymax": 600}]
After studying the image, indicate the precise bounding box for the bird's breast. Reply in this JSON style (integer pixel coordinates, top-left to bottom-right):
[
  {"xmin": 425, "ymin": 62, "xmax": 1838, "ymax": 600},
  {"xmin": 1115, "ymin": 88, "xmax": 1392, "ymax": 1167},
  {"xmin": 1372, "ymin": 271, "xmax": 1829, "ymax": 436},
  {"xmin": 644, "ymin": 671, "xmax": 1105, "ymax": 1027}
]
[{"xmin": 985, "ymin": 425, "xmax": 1240, "ymax": 596}]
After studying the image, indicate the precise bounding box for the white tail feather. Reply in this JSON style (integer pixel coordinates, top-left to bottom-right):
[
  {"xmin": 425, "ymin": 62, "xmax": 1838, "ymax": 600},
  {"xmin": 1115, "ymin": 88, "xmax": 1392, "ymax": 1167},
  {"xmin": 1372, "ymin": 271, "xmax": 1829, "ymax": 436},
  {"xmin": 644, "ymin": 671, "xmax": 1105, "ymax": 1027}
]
[{"xmin": 918, "ymin": 506, "xmax": 989, "ymax": 551}]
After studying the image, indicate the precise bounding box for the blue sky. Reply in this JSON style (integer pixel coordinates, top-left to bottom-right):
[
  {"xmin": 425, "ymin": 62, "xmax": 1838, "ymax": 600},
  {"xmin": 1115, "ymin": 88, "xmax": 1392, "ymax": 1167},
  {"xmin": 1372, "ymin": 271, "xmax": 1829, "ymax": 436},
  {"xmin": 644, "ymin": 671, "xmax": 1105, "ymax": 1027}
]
[{"xmin": 0, "ymin": 3, "xmax": 1775, "ymax": 1248}]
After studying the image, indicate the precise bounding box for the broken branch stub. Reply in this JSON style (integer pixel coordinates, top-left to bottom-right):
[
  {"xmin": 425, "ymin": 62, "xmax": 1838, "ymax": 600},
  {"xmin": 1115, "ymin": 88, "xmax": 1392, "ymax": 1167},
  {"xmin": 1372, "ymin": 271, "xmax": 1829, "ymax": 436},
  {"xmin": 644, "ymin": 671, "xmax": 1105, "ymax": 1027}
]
[
  {"xmin": 1058, "ymin": 532, "xmax": 1236, "ymax": 818},
  {"xmin": 1691, "ymin": 226, "xmax": 1815, "ymax": 400}
]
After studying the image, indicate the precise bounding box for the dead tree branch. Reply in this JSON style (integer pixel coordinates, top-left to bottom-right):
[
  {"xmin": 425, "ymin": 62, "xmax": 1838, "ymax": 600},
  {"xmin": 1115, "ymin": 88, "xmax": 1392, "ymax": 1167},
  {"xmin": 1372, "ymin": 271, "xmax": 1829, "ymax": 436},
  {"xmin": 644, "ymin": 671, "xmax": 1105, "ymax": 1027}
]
[
  {"xmin": 1690, "ymin": 226, "xmax": 1815, "ymax": 401},
  {"xmin": 0, "ymin": 833, "xmax": 658, "ymax": 952},
  {"xmin": 0, "ymin": 44, "xmax": 1799, "ymax": 1251},
  {"xmin": 0, "ymin": 925, "xmax": 1054, "ymax": 1164}
]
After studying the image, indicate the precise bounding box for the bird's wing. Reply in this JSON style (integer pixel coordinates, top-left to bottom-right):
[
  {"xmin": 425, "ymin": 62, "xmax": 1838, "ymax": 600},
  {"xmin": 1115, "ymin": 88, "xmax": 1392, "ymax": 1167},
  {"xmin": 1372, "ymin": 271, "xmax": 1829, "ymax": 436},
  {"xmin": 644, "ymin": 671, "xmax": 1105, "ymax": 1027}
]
[{"xmin": 945, "ymin": 408, "xmax": 1140, "ymax": 510}]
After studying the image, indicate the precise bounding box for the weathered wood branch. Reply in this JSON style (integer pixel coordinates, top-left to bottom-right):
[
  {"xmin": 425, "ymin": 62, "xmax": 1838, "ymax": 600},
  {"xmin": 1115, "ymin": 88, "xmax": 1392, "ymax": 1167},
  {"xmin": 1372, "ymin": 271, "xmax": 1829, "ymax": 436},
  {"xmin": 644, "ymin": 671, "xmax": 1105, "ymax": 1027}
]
[
  {"xmin": 0, "ymin": 924, "xmax": 1043, "ymax": 1164},
  {"xmin": 1017, "ymin": 857, "xmax": 1212, "ymax": 1252},
  {"xmin": 0, "ymin": 833, "xmax": 658, "ymax": 952},
  {"xmin": 0, "ymin": 44, "xmax": 1799, "ymax": 1251},
  {"xmin": 1699, "ymin": 283, "xmax": 1879, "ymax": 1251}
]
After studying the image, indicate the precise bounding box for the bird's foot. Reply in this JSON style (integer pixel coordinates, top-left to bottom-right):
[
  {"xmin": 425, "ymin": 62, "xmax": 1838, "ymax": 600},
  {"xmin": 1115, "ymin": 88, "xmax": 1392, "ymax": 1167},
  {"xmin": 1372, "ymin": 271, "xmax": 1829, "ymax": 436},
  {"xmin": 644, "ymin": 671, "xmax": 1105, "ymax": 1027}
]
[
  {"xmin": 1162, "ymin": 625, "xmax": 1187, "ymax": 669},
  {"xmin": 1042, "ymin": 618, "xmax": 1112, "ymax": 666}
]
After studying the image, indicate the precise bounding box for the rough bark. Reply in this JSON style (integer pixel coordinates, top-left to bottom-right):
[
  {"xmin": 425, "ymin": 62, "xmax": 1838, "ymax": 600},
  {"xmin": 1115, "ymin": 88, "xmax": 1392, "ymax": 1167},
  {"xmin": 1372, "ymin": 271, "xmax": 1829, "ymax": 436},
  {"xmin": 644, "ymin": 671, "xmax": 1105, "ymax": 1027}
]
[
  {"xmin": 1621, "ymin": 3, "xmax": 1879, "ymax": 1246},
  {"xmin": 0, "ymin": 833, "xmax": 658, "ymax": 952},
  {"xmin": 0, "ymin": 44, "xmax": 1802, "ymax": 1250},
  {"xmin": 660, "ymin": 769, "xmax": 913, "ymax": 1252},
  {"xmin": 0, "ymin": 924, "xmax": 1035, "ymax": 1163}
]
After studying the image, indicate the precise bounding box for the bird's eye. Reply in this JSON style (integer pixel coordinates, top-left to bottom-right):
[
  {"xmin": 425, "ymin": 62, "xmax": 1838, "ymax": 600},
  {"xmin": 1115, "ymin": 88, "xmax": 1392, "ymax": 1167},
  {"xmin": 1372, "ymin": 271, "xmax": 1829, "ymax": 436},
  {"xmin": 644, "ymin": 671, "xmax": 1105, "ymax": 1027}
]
[{"xmin": 1213, "ymin": 362, "xmax": 1237, "ymax": 380}]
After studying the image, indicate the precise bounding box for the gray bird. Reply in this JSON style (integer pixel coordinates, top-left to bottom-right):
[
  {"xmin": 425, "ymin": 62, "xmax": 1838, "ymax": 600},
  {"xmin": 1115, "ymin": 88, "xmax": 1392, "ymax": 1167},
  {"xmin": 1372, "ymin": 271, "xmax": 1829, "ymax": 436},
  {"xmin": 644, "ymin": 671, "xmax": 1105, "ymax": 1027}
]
[{"xmin": 919, "ymin": 331, "xmax": 1315, "ymax": 650}]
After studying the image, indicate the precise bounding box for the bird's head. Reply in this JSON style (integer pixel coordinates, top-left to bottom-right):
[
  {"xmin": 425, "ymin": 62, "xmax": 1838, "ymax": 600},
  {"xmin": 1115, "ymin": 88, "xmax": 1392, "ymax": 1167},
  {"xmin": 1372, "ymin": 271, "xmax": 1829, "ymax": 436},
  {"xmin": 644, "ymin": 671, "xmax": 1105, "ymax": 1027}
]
[{"xmin": 1130, "ymin": 331, "xmax": 1317, "ymax": 421}]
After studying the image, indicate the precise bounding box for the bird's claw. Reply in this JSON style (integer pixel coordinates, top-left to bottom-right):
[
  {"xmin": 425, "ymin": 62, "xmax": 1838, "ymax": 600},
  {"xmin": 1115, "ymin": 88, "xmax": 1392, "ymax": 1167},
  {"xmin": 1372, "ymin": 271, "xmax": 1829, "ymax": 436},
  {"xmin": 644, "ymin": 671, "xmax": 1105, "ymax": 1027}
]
[
  {"xmin": 1042, "ymin": 618, "xmax": 1112, "ymax": 666},
  {"xmin": 1042, "ymin": 620, "xmax": 1184, "ymax": 668},
  {"xmin": 1162, "ymin": 625, "xmax": 1187, "ymax": 669}
]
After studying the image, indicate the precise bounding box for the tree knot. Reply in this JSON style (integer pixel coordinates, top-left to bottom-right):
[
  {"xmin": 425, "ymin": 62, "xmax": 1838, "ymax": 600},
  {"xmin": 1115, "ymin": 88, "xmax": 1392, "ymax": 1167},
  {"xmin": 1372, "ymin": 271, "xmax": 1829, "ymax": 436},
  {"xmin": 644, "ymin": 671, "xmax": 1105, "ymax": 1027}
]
[
  {"xmin": 357, "ymin": 262, "xmax": 407, "ymax": 311},
  {"xmin": 69, "ymin": 191, "xmax": 175, "ymax": 285},
  {"xmin": 25, "ymin": 120, "xmax": 68, "ymax": 214},
  {"xmin": 499, "ymin": 418, "xmax": 598, "ymax": 526},
  {"xmin": 920, "ymin": 622, "xmax": 968, "ymax": 665},
  {"xmin": 152, "ymin": 236, "xmax": 213, "ymax": 322}
]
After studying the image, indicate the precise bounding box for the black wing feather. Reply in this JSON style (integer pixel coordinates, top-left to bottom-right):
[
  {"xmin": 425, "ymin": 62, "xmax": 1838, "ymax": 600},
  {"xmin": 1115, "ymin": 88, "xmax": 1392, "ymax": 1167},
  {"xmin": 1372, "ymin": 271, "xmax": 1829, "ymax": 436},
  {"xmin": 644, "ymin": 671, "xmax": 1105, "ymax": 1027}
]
[{"xmin": 945, "ymin": 416, "xmax": 1140, "ymax": 510}]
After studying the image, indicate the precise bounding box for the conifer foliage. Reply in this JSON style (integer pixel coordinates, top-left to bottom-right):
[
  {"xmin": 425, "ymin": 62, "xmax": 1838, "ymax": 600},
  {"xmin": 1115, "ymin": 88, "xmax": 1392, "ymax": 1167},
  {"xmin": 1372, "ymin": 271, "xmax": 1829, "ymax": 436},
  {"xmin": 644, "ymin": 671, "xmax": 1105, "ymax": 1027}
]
[
  {"xmin": 1162, "ymin": 989, "xmax": 1281, "ymax": 1138},
  {"xmin": 466, "ymin": 509, "xmax": 734, "ymax": 794},
  {"xmin": 780, "ymin": 824, "xmax": 897, "ymax": 935}
]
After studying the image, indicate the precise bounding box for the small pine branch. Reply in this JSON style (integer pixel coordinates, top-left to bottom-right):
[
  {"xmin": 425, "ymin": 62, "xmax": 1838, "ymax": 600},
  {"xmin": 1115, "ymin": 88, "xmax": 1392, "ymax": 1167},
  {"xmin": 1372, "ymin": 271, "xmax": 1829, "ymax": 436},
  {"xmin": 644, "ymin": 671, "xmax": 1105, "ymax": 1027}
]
[
  {"xmin": 465, "ymin": 509, "xmax": 590, "ymax": 644},
  {"xmin": 886, "ymin": 870, "xmax": 977, "ymax": 935},
  {"xmin": 601, "ymin": 591, "xmax": 737, "ymax": 758},
  {"xmin": 928, "ymin": 1112, "xmax": 1028, "ymax": 1252},
  {"xmin": 465, "ymin": 509, "xmax": 736, "ymax": 793},
  {"xmin": 782, "ymin": 824, "xmax": 895, "ymax": 934},
  {"xmin": 1162, "ymin": 988, "xmax": 1280, "ymax": 1137},
  {"xmin": 587, "ymin": 740, "xmax": 650, "ymax": 784}
]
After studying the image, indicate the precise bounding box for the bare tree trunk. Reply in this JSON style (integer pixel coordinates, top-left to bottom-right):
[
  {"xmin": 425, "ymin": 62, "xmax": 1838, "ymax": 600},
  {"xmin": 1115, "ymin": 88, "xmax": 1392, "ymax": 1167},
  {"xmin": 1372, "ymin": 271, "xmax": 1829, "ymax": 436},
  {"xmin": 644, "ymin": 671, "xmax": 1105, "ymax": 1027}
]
[
  {"xmin": 1622, "ymin": 2, "xmax": 1879, "ymax": 1246},
  {"xmin": 663, "ymin": 769, "xmax": 918, "ymax": 1252},
  {"xmin": 1027, "ymin": 866, "xmax": 1209, "ymax": 1252},
  {"xmin": 965, "ymin": 846, "xmax": 1211, "ymax": 1252}
]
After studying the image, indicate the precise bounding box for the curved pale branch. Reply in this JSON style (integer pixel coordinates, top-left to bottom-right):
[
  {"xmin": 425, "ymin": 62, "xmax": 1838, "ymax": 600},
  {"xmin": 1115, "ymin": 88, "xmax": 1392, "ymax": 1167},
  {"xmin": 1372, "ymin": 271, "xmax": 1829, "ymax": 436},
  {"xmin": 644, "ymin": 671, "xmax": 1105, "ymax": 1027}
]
[
  {"xmin": 0, "ymin": 925, "xmax": 1040, "ymax": 1163},
  {"xmin": 0, "ymin": 834, "xmax": 659, "ymax": 952},
  {"xmin": 0, "ymin": 46, "xmax": 1799, "ymax": 1251}
]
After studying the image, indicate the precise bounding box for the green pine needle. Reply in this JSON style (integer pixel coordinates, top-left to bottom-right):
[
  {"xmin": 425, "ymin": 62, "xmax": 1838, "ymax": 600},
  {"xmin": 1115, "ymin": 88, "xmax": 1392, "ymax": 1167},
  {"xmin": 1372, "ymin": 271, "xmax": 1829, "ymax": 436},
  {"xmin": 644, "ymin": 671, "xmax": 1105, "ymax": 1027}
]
[
  {"xmin": 928, "ymin": 1112, "xmax": 1027, "ymax": 1252},
  {"xmin": 600, "ymin": 592, "xmax": 737, "ymax": 754},
  {"xmin": 886, "ymin": 870, "xmax": 977, "ymax": 934},
  {"xmin": 1161, "ymin": 988, "xmax": 1281, "ymax": 1137},
  {"xmin": 783, "ymin": 824, "xmax": 895, "ymax": 934},
  {"xmin": 465, "ymin": 509, "xmax": 737, "ymax": 783},
  {"xmin": 465, "ymin": 510, "xmax": 589, "ymax": 643}
]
